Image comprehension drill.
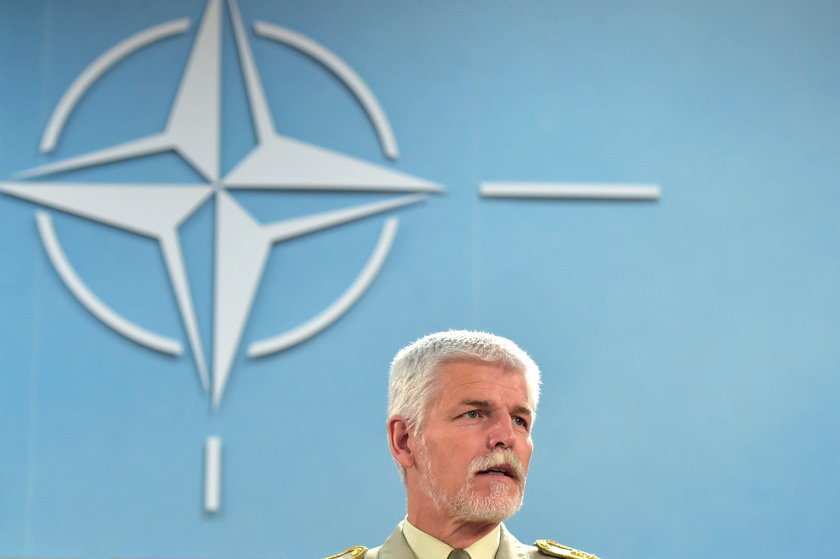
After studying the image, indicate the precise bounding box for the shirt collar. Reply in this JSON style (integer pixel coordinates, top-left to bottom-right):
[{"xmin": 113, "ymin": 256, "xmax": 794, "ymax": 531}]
[{"xmin": 401, "ymin": 518, "xmax": 501, "ymax": 559}]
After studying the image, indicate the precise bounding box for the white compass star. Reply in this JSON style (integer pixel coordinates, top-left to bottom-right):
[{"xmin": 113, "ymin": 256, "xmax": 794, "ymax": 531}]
[{"xmin": 1, "ymin": 0, "xmax": 442, "ymax": 407}]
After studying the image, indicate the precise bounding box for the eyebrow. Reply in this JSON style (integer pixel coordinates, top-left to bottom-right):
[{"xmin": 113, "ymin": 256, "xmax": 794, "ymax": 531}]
[{"xmin": 460, "ymin": 399, "xmax": 534, "ymax": 418}]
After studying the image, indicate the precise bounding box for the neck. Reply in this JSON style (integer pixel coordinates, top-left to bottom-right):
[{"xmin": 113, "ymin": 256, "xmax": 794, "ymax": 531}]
[{"xmin": 406, "ymin": 506, "xmax": 500, "ymax": 549}]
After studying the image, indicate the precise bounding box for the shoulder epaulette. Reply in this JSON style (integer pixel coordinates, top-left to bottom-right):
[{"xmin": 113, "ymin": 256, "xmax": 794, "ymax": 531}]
[
  {"xmin": 535, "ymin": 540, "xmax": 601, "ymax": 559},
  {"xmin": 325, "ymin": 545, "xmax": 367, "ymax": 559}
]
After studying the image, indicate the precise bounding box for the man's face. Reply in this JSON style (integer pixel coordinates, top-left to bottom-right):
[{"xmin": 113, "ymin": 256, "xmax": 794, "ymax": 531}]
[{"xmin": 411, "ymin": 361, "xmax": 534, "ymax": 523}]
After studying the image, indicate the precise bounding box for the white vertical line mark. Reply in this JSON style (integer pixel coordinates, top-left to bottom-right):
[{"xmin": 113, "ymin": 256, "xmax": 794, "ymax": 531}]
[
  {"xmin": 480, "ymin": 182, "xmax": 661, "ymax": 201},
  {"xmin": 204, "ymin": 436, "xmax": 222, "ymax": 513}
]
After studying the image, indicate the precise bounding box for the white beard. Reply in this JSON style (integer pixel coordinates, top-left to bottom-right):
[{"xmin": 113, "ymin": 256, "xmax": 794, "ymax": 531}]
[{"xmin": 415, "ymin": 441, "xmax": 525, "ymax": 523}]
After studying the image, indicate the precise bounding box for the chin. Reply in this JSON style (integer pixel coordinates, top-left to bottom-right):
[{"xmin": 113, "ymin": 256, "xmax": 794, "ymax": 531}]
[{"xmin": 450, "ymin": 483, "xmax": 524, "ymax": 523}]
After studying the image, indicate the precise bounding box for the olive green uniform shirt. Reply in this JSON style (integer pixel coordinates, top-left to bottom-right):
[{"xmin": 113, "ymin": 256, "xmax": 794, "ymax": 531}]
[
  {"xmin": 364, "ymin": 522, "xmax": 546, "ymax": 559},
  {"xmin": 401, "ymin": 518, "xmax": 500, "ymax": 559}
]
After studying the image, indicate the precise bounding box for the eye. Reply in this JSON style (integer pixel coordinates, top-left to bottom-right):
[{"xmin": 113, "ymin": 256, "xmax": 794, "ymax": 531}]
[
  {"xmin": 513, "ymin": 416, "xmax": 529, "ymax": 429},
  {"xmin": 463, "ymin": 410, "xmax": 481, "ymax": 419}
]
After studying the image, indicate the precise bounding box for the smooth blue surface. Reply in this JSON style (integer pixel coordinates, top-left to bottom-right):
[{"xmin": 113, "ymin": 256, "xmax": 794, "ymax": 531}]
[{"xmin": 1, "ymin": 1, "xmax": 839, "ymax": 558}]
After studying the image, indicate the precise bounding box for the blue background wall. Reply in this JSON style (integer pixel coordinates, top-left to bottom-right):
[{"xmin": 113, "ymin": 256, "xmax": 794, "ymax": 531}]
[{"xmin": 1, "ymin": 1, "xmax": 838, "ymax": 558}]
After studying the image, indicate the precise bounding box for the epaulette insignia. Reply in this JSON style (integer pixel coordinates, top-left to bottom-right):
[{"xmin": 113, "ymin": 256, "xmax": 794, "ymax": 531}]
[
  {"xmin": 325, "ymin": 545, "xmax": 367, "ymax": 559},
  {"xmin": 535, "ymin": 540, "xmax": 600, "ymax": 559}
]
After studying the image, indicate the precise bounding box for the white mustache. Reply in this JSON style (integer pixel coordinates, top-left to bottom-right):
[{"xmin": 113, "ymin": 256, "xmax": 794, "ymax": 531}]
[{"xmin": 468, "ymin": 448, "xmax": 525, "ymax": 480}]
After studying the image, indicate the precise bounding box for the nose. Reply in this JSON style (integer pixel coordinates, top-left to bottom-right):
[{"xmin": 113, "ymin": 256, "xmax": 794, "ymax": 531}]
[{"xmin": 487, "ymin": 413, "xmax": 516, "ymax": 449}]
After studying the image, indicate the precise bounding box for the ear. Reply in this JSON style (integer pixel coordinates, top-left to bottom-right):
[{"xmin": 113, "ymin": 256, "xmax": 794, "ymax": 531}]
[{"xmin": 388, "ymin": 415, "xmax": 417, "ymax": 470}]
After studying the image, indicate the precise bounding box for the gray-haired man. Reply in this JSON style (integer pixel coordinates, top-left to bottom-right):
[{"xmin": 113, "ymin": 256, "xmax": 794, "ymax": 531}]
[{"xmin": 327, "ymin": 331, "xmax": 600, "ymax": 559}]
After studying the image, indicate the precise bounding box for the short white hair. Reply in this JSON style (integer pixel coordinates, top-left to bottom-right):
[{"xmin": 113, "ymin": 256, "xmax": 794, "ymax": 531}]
[{"xmin": 388, "ymin": 329, "xmax": 541, "ymax": 435}]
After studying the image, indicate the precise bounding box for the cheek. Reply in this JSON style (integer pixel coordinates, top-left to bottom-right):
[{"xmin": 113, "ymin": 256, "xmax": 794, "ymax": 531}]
[
  {"xmin": 426, "ymin": 441, "xmax": 459, "ymax": 471},
  {"xmin": 520, "ymin": 443, "xmax": 534, "ymax": 471}
]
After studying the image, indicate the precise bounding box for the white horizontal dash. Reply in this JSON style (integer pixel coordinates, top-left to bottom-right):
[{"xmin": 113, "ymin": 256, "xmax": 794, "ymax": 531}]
[{"xmin": 480, "ymin": 182, "xmax": 661, "ymax": 201}]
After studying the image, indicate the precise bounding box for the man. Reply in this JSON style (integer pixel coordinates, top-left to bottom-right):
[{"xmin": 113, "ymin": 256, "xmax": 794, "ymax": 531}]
[{"xmin": 327, "ymin": 330, "xmax": 600, "ymax": 559}]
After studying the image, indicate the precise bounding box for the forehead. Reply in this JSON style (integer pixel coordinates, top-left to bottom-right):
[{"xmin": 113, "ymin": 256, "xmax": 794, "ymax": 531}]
[{"xmin": 432, "ymin": 360, "xmax": 529, "ymax": 403}]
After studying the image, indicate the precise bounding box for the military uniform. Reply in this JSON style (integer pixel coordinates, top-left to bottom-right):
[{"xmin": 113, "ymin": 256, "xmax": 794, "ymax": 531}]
[{"xmin": 326, "ymin": 523, "xmax": 600, "ymax": 559}]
